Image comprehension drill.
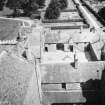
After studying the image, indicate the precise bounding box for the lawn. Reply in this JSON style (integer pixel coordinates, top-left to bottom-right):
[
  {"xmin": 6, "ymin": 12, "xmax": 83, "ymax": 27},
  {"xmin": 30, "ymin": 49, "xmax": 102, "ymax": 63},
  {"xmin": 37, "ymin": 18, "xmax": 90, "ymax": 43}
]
[
  {"xmin": 0, "ymin": 7, "xmax": 13, "ymax": 17},
  {"xmin": 0, "ymin": 7, "xmax": 21, "ymax": 41},
  {"xmin": 0, "ymin": 18, "xmax": 20, "ymax": 40}
]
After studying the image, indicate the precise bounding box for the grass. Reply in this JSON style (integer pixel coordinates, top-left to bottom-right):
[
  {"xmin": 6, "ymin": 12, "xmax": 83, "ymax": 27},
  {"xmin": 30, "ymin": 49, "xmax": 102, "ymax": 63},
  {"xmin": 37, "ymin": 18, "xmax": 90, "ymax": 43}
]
[
  {"xmin": 0, "ymin": 7, "xmax": 13, "ymax": 17},
  {"xmin": 0, "ymin": 18, "xmax": 21, "ymax": 40},
  {"xmin": 0, "ymin": 52, "xmax": 36, "ymax": 105},
  {"xmin": 0, "ymin": 7, "xmax": 21, "ymax": 41}
]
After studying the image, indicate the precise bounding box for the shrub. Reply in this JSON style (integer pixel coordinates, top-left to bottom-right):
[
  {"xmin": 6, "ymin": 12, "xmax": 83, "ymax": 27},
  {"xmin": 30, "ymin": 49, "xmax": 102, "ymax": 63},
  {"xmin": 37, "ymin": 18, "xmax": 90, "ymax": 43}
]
[
  {"xmin": 44, "ymin": 0, "xmax": 68, "ymax": 19},
  {"xmin": 44, "ymin": 0, "xmax": 60, "ymax": 19},
  {"xmin": 58, "ymin": 0, "xmax": 68, "ymax": 10},
  {"xmin": 0, "ymin": 0, "xmax": 5, "ymax": 10},
  {"xmin": 98, "ymin": 7, "xmax": 105, "ymax": 20},
  {"xmin": 36, "ymin": 0, "xmax": 45, "ymax": 8},
  {"xmin": 5, "ymin": 0, "xmax": 45, "ymax": 17}
]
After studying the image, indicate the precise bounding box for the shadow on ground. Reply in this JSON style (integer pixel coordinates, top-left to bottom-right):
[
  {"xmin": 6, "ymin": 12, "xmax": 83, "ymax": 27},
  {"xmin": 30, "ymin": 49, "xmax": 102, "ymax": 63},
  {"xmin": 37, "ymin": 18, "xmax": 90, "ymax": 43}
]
[{"xmin": 81, "ymin": 68, "xmax": 105, "ymax": 105}]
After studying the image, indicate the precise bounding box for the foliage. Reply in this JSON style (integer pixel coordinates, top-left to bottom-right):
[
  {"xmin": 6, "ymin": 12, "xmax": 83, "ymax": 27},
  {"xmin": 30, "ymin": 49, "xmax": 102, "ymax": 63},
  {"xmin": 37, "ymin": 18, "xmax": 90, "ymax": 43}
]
[
  {"xmin": 49, "ymin": 0, "xmax": 61, "ymax": 8},
  {"xmin": 44, "ymin": 0, "xmax": 68, "ymax": 19},
  {"xmin": 44, "ymin": 0, "xmax": 60, "ymax": 19},
  {"xmin": 36, "ymin": 0, "xmax": 45, "ymax": 8},
  {"xmin": 44, "ymin": 7, "xmax": 60, "ymax": 19},
  {"xmin": 58, "ymin": 0, "xmax": 68, "ymax": 10},
  {"xmin": 22, "ymin": 0, "xmax": 39, "ymax": 16},
  {"xmin": 0, "ymin": 0, "xmax": 45, "ymax": 17},
  {"xmin": 98, "ymin": 7, "xmax": 105, "ymax": 20},
  {"xmin": 12, "ymin": 9, "xmax": 22, "ymax": 17},
  {"xmin": 0, "ymin": 0, "xmax": 6, "ymax": 10},
  {"xmin": 98, "ymin": 0, "xmax": 105, "ymax": 2}
]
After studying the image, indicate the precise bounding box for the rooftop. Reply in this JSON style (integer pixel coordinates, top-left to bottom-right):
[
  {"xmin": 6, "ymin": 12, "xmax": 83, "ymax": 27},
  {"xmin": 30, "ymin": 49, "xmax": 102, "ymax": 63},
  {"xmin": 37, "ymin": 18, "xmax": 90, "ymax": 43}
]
[
  {"xmin": 42, "ymin": 51, "xmax": 74, "ymax": 63},
  {"xmin": 43, "ymin": 22, "xmax": 85, "ymax": 28},
  {"xmin": 90, "ymin": 30, "xmax": 105, "ymax": 60},
  {"xmin": 59, "ymin": 12, "xmax": 81, "ymax": 20},
  {"xmin": 44, "ymin": 29, "xmax": 96, "ymax": 43},
  {"xmin": 41, "ymin": 61, "xmax": 105, "ymax": 83},
  {"xmin": 42, "ymin": 49, "xmax": 92, "ymax": 63}
]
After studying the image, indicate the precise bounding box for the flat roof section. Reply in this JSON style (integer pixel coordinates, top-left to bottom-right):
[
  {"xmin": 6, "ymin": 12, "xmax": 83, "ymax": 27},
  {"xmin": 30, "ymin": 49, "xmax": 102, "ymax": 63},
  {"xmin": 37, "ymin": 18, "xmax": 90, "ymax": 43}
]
[
  {"xmin": 42, "ymin": 51, "xmax": 74, "ymax": 63},
  {"xmin": 41, "ymin": 61, "xmax": 105, "ymax": 83},
  {"xmin": 59, "ymin": 12, "xmax": 81, "ymax": 20},
  {"xmin": 44, "ymin": 29, "xmax": 96, "ymax": 43}
]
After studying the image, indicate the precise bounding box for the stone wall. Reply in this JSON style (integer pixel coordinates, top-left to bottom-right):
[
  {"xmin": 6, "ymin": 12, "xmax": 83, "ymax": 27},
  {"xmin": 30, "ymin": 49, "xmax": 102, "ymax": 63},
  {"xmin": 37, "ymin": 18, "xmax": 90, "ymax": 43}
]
[{"xmin": 0, "ymin": 40, "xmax": 17, "ymax": 45}]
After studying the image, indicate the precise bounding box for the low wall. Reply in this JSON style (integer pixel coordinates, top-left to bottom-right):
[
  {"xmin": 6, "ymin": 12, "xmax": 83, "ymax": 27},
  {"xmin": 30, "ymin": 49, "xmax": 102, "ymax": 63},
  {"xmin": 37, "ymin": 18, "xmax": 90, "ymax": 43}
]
[
  {"xmin": 0, "ymin": 40, "xmax": 17, "ymax": 45},
  {"xmin": 41, "ymin": 9, "xmax": 77, "ymax": 12},
  {"xmin": 50, "ymin": 25, "xmax": 89, "ymax": 30},
  {"xmin": 42, "ymin": 19, "xmax": 83, "ymax": 23}
]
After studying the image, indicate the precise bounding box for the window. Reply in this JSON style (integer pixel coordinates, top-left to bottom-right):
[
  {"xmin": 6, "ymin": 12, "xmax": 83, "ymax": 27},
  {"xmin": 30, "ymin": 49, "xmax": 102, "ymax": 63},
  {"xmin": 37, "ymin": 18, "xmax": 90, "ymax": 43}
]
[
  {"xmin": 62, "ymin": 83, "xmax": 66, "ymax": 89},
  {"xmin": 45, "ymin": 47, "xmax": 48, "ymax": 52},
  {"xmin": 56, "ymin": 43, "xmax": 64, "ymax": 51},
  {"xmin": 69, "ymin": 45, "xmax": 73, "ymax": 52}
]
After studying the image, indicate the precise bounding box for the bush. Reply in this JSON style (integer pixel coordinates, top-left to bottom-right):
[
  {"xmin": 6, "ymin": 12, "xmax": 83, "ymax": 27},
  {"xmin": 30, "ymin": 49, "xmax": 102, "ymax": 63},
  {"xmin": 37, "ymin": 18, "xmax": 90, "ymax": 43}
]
[
  {"xmin": 12, "ymin": 9, "xmax": 21, "ymax": 17},
  {"xmin": 0, "ymin": 0, "xmax": 5, "ymax": 10},
  {"xmin": 5, "ymin": 0, "xmax": 45, "ymax": 17},
  {"xmin": 44, "ymin": 0, "xmax": 68, "ymax": 19},
  {"xmin": 44, "ymin": 0, "xmax": 60, "ymax": 19},
  {"xmin": 98, "ymin": 7, "xmax": 105, "ymax": 20},
  {"xmin": 58, "ymin": 0, "xmax": 68, "ymax": 10},
  {"xmin": 36, "ymin": 0, "xmax": 45, "ymax": 8}
]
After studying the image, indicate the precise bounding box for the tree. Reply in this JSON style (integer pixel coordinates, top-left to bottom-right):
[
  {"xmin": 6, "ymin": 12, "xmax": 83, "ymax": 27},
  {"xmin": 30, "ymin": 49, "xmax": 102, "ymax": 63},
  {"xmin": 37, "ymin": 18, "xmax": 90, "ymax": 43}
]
[
  {"xmin": 58, "ymin": 0, "xmax": 68, "ymax": 10},
  {"xmin": 44, "ymin": 0, "xmax": 60, "ymax": 19},
  {"xmin": 49, "ymin": 0, "xmax": 60, "ymax": 8},
  {"xmin": 36, "ymin": 0, "xmax": 45, "ymax": 8},
  {"xmin": 6, "ymin": 0, "xmax": 25, "ymax": 17},
  {"xmin": 0, "ymin": 0, "xmax": 6, "ymax": 10},
  {"xmin": 44, "ymin": 7, "xmax": 60, "ymax": 19},
  {"xmin": 0, "ymin": 0, "xmax": 45, "ymax": 17},
  {"xmin": 23, "ymin": 0, "xmax": 39, "ymax": 16},
  {"xmin": 6, "ymin": 0, "xmax": 40, "ymax": 17},
  {"xmin": 6, "ymin": 0, "xmax": 23, "ymax": 9},
  {"xmin": 98, "ymin": 7, "xmax": 105, "ymax": 20},
  {"xmin": 98, "ymin": 0, "xmax": 105, "ymax": 2},
  {"xmin": 12, "ymin": 9, "xmax": 22, "ymax": 17}
]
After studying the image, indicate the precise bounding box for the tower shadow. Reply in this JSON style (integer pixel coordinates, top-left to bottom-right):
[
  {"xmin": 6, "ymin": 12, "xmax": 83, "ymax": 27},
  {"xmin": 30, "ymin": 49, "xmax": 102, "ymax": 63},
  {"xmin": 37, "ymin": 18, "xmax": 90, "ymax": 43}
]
[
  {"xmin": 81, "ymin": 68, "xmax": 105, "ymax": 105},
  {"xmin": 80, "ymin": 79, "xmax": 101, "ymax": 105}
]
